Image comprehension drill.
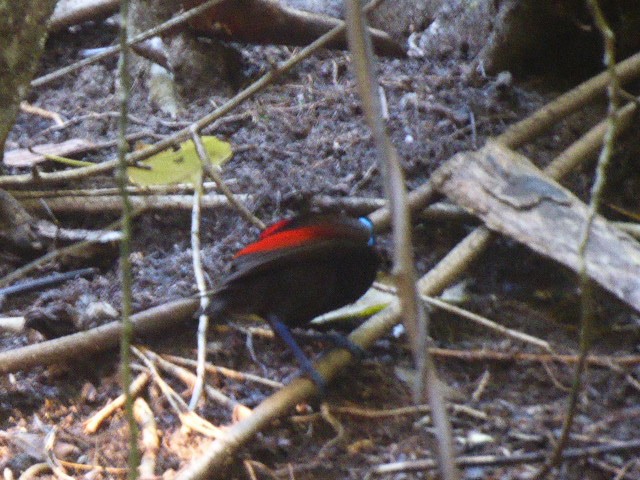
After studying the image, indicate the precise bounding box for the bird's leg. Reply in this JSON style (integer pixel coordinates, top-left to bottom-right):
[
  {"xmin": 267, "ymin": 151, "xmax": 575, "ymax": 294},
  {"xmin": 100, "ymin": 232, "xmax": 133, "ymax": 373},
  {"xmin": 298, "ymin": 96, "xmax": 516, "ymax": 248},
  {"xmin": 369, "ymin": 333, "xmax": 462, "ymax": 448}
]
[
  {"xmin": 266, "ymin": 314, "xmax": 327, "ymax": 393},
  {"xmin": 292, "ymin": 330, "xmax": 366, "ymax": 359},
  {"xmin": 321, "ymin": 332, "xmax": 366, "ymax": 359}
]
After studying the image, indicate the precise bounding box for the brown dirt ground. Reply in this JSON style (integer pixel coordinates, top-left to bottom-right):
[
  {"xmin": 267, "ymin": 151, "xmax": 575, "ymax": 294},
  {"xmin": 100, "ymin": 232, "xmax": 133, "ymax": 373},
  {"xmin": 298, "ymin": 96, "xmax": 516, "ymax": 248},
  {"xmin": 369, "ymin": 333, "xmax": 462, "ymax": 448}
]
[{"xmin": 2, "ymin": 18, "xmax": 640, "ymax": 480}]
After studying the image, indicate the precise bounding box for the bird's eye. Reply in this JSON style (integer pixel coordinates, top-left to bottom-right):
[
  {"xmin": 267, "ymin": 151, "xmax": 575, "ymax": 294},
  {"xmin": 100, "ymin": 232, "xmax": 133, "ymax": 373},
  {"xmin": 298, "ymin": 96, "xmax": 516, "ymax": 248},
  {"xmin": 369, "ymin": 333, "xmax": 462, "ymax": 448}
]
[{"xmin": 358, "ymin": 217, "xmax": 375, "ymax": 246}]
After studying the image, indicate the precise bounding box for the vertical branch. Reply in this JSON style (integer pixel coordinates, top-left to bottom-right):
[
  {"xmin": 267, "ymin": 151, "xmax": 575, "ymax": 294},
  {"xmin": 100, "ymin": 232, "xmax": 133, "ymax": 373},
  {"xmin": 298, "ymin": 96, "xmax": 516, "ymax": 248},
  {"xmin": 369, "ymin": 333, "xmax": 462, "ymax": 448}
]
[
  {"xmin": 117, "ymin": 0, "xmax": 140, "ymax": 476},
  {"xmin": 188, "ymin": 131, "xmax": 210, "ymax": 409},
  {"xmin": 343, "ymin": 2, "xmax": 459, "ymax": 480},
  {"xmin": 344, "ymin": 0, "xmax": 422, "ymax": 399},
  {"xmin": 533, "ymin": 1, "xmax": 619, "ymax": 477}
]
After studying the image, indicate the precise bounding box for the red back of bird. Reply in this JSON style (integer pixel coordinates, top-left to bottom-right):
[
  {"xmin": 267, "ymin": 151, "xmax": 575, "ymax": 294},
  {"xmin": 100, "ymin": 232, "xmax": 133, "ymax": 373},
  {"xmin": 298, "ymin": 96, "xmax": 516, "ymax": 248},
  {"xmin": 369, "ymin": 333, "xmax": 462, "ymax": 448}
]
[{"xmin": 207, "ymin": 214, "xmax": 379, "ymax": 326}]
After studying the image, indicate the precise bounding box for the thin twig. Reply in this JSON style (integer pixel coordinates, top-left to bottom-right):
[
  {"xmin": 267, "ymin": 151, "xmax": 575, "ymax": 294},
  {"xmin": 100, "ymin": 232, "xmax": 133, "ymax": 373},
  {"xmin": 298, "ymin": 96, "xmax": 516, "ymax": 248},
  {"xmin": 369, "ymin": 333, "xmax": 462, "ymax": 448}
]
[
  {"xmin": 533, "ymin": 3, "xmax": 620, "ymax": 477},
  {"xmin": 343, "ymin": 4, "xmax": 458, "ymax": 479},
  {"xmin": 0, "ymin": 268, "xmax": 97, "ymax": 298},
  {"xmin": 188, "ymin": 170, "xmax": 211, "ymax": 410},
  {"xmin": 427, "ymin": 347, "xmax": 640, "ymax": 368},
  {"xmin": 10, "ymin": 181, "xmax": 224, "ymax": 198},
  {"xmin": 373, "ymin": 282, "xmax": 551, "ymax": 351},
  {"xmin": 190, "ymin": 129, "xmax": 264, "ymax": 229},
  {"xmin": 43, "ymin": 428, "xmax": 74, "ymax": 480},
  {"xmin": 163, "ymin": 354, "xmax": 283, "ymax": 389},
  {"xmin": 143, "ymin": 349, "xmax": 236, "ymax": 410},
  {"xmin": 32, "ymin": 0, "xmax": 227, "ymax": 88},
  {"xmin": 310, "ymin": 196, "xmax": 471, "ymax": 221},
  {"xmin": 291, "ymin": 403, "xmax": 487, "ymax": 422},
  {"xmin": 116, "ymin": 0, "xmax": 140, "ymax": 476},
  {"xmin": 132, "ymin": 347, "xmax": 225, "ymax": 438}
]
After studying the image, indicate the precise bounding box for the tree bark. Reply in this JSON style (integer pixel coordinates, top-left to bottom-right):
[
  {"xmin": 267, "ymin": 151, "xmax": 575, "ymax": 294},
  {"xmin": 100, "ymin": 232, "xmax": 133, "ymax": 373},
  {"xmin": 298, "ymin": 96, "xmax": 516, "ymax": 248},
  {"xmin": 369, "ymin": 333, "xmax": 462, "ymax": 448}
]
[{"xmin": 0, "ymin": 0, "xmax": 58, "ymax": 165}]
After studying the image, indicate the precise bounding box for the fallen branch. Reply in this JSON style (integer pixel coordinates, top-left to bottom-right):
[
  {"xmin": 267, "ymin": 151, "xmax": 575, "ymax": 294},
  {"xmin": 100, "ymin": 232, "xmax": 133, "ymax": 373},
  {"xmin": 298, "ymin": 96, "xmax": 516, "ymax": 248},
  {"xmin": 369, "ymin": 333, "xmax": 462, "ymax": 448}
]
[
  {"xmin": 427, "ymin": 347, "xmax": 640, "ymax": 367},
  {"xmin": 182, "ymin": 0, "xmax": 404, "ymax": 57},
  {"xmin": 20, "ymin": 193, "xmax": 248, "ymax": 215},
  {"xmin": 431, "ymin": 141, "xmax": 640, "ymax": 313},
  {"xmin": 0, "ymin": 298, "xmax": 198, "ymax": 374},
  {"xmin": 309, "ymin": 196, "xmax": 471, "ymax": 221},
  {"xmin": 368, "ymin": 438, "xmax": 640, "ymax": 476}
]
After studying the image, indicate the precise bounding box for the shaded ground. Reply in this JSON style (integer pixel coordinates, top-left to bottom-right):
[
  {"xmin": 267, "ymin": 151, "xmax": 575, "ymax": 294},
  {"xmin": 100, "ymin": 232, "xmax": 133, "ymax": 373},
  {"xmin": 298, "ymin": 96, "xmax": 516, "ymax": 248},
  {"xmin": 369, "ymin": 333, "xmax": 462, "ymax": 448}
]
[{"xmin": 2, "ymin": 18, "xmax": 640, "ymax": 480}]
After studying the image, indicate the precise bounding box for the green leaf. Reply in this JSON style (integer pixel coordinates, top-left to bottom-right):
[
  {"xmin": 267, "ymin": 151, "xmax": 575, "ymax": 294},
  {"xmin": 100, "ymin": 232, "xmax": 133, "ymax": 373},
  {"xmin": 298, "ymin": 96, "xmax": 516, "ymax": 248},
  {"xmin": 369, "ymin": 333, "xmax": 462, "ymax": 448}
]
[
  {"xmin": 311, "ymin": 288, "xmax": 393, "ymax": 326},
  {"xmin": 127, "ymin": 137, "xmax": 232, "ymax": 186}
]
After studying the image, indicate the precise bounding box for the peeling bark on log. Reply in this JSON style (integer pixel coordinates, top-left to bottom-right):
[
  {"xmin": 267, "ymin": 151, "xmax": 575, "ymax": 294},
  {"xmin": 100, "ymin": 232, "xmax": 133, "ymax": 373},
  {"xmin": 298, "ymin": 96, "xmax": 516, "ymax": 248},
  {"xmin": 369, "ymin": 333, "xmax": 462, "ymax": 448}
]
[{"xmin": 432, "ymin": 141, "xmax": 640, "ymax": 313}]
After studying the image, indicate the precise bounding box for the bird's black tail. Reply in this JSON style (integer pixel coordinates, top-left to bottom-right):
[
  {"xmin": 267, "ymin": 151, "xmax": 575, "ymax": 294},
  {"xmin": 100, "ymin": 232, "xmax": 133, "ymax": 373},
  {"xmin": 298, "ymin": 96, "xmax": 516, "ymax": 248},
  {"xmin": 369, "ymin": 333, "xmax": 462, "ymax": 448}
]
[{"xmin": 199, "ymin": 291, "xmax": 229, "ymax": 323}]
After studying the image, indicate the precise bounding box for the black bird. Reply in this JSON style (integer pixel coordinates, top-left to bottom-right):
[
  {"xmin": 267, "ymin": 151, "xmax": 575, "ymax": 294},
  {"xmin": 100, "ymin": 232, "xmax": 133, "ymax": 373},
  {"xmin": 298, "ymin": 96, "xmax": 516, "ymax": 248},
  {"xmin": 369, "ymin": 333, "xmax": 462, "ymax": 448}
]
[{"xmin": 206, "ymin": 213, "xmax": 379, "ymax": 389}]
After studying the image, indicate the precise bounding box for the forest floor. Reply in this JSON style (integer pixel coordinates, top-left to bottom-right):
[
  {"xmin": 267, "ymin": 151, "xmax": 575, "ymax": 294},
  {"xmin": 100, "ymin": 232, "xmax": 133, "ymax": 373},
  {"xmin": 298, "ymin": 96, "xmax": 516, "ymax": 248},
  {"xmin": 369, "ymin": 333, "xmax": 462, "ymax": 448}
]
[{"xmin": 2, "ymin": 18, "xmax": 640, "ymax": 480}]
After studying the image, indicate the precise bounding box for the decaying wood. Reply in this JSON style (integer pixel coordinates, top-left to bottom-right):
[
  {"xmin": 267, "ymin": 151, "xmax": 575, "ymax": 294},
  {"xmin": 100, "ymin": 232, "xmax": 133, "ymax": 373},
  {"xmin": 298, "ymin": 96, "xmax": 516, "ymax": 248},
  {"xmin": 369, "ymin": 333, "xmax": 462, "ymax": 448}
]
[
  {"xmin": 432, "ymin": 141, "xmax": 640, "ymax": 313},
  {"xmin": 181, "ymin": 0, "xmax": 405, "ymax": 57}
]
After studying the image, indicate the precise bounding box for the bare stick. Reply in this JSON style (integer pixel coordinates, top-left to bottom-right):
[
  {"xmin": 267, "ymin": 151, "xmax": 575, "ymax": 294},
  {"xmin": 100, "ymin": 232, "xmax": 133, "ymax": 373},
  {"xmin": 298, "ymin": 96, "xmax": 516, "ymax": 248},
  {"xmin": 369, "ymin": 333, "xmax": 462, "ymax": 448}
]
[
  {"xmin": 115, "ymin": 0, "xmax": 140, "ymax": 475},
  {"xmin": 345, "ymin": 0, "xmax": 424, "ymax": 398},
  {"xmin": 49, "ymin": 0, "xmax": 118, "ymax": 33},
  {"xmin": 132, "ymin": 347, "xmax": 225, "ymax": 438},
  {"xmin": 0, "ymin": 268, "xmax": 97, "ymax": 298},
  {"xmin": 84, "ymin": 371, "xmax": 150, "ymax": 434},
  {"xmin": 10, "ymin": 181, "xmax": 223, "ymax": 199},
  {"xmin": 163, "ymin": 354, "xmax": 283, "ymax": 389},
  {"xmin": 0, "ymin": 298, "xmax": 199, "ymax": 374},
  {"xmin": 368, "ymin": 438, "xmax": 640, "ymax": 476},
  {"xmin": 142, "ymin": 349, "xmax": 236, "ymax": 410},
  {"xmin": 310, "ymin": 196, "xmax": 471, "ymax": 221},
  {"xmin": 43, "ymin": 428, "xmax": 74, "ymax": 480},
  {"xmin": 20, "ymin": 193, "xmax": 249, "ymax": 214},
  {"xmin": 188, "ymin": 172, "xmax": 211, "ymax": 410},
  {"xmin": 133, "ymin": 398, "xmax": 159, "ymax": 479},
  {"xmin": 292, "ymin": 403, "xmax": 487, "ymax": 421}
]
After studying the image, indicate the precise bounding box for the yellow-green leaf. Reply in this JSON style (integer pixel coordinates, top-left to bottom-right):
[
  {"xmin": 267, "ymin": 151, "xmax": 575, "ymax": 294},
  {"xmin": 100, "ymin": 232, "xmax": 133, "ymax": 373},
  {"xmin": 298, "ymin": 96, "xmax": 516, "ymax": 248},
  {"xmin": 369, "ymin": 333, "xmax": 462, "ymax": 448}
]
[
  {"xmin": 311, "ymin": 288, "xmax": 393, "ymax": 326},
  {"xmin": 127, "ymin": 137, "xmax": 232, "ymax": 186}
]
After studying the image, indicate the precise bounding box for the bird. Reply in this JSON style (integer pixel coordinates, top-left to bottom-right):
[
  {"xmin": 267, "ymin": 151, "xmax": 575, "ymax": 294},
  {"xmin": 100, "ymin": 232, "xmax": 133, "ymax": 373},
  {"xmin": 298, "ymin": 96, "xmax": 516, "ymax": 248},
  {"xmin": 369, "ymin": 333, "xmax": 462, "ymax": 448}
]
[{"xmin": 205, "ymin": 213, "xmax": 380, "ymax": 390}]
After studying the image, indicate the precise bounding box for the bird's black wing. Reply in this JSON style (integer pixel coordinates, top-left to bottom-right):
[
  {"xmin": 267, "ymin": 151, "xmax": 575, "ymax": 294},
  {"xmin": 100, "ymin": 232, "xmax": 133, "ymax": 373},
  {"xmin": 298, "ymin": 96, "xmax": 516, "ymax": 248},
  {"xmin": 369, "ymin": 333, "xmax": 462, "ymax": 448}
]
[{"xmin": 222, "ymin": 239, "xmax": 369, "ymax": 286}]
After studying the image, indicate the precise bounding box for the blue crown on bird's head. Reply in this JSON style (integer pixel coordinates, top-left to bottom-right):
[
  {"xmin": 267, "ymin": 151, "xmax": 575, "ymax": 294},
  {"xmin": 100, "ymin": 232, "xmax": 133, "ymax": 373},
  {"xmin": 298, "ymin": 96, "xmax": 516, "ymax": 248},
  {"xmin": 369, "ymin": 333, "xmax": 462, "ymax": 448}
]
[{"xmin": 358, "ymin": 217, "xmax": 375, "ymax": 246}]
